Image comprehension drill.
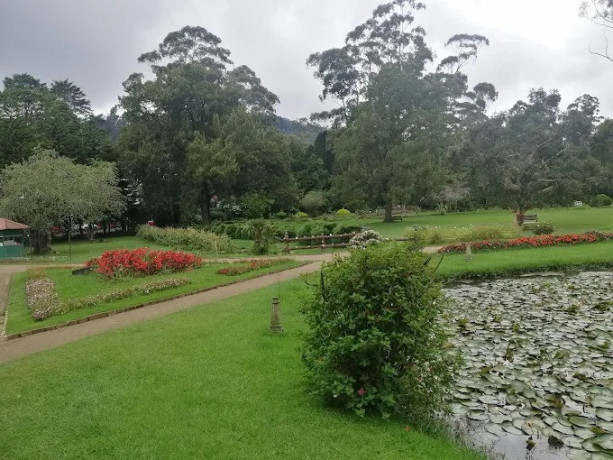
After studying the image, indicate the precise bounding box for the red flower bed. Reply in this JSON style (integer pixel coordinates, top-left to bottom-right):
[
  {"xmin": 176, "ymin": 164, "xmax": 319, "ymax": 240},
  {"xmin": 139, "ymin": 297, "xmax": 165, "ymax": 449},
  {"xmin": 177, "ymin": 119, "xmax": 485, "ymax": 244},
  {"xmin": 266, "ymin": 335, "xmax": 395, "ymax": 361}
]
[
  {"xmin": 438, "ymin": 232, "xmax": 613, "ymax": 254},
  {"xmin": 88, "ymin": 248, "xmax": 202, "ymax": 277}
]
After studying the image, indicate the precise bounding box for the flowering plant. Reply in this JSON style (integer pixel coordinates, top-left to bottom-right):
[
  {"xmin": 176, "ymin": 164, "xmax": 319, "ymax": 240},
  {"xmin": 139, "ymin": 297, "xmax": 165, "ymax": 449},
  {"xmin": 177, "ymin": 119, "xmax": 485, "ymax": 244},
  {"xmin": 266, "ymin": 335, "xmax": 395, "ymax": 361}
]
[
  {"xmin": 88, "ymin": 248, "xmax": 202, "ymax": 278},
  {"xmin": 438, "ymin": 231, "xmax": 613, "ymax": 254}
]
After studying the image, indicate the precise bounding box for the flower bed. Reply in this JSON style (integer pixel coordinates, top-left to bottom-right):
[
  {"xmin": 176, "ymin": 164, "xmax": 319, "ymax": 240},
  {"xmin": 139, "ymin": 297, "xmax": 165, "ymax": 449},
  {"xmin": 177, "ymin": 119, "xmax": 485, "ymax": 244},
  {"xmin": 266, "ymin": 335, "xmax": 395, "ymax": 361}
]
[
  {"xmin": 216, "ymin": 259, "xmax": 282, "ymax": 276},
  {"xmin": 88, "ymin": 248, "xmax": 202, "ymax": 278},
  {"xmin": 26, "ymin": 276, "xmax": 60, "ymax": 321},
  {"xmin": 439, "ymin": 232, "xmax": 613, "ymax": 253}
]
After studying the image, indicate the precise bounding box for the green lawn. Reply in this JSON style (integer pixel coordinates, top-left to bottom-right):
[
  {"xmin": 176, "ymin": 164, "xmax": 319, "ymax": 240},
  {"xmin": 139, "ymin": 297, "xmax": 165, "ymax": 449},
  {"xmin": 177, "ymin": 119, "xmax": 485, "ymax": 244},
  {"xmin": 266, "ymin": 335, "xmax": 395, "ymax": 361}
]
[
  {"xmin": 6, "ymin": 259, "xmax": 302, "ymax": 335},
  {"xmin": 270, "ymin": 206, "xmax": 613, "ymax": 240},
  {"xmin": 0, "ymin": 278, "xmax": 482, "ymax": 460},
  {"xmin": 432, "ymin": 240, "xmax": 613, "ymax": 279}
]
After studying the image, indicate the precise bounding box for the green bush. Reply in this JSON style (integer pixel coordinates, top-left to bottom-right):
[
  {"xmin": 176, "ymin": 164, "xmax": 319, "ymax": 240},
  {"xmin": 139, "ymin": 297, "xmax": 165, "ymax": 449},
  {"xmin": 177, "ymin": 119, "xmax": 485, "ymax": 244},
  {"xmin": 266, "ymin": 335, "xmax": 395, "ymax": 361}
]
[
  {"xmin": 590, "ymin": 194, "xmax": 613, "ymax": 207},
  {"xmin": 301, "ymin": 244, "xmax": 459, "ymax": 420},
  {"xmin": 407, "ymin": 225, "xmax": 520, "ymax": 245},
  {"xmin": 249, "ymin": 219, "xmax": 274, "ymax": 255},
  {"xmin": 300, "ymin": 191, "xmax": 326, "ymax": 215},
  {"xmin": 275, "ymin": 211, "xmax": 288, "ymax": 220},
  {"xmin": 337, "ymin": 225, "xmax": 363, "ymax": 235},
  {"xmin": 136, "ymin": 226, "xmax": 233, "ymax": 253},
  {"xmin": 295, "ymin": 212, "xmax": 308, "ymax": 219},
  {"xmin": 525, "ymin": 221, "xmax": 554, "ymax": 235},
  {"xmin": 336, "ymin": 208, "xmax": 351, "ymax": 216}
]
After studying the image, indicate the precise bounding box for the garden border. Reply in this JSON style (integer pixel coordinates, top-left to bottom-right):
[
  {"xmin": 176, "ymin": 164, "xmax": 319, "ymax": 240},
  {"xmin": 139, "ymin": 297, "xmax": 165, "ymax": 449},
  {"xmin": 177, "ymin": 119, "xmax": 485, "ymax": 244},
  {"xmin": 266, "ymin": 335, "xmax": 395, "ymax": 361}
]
[{"xmin": 5, "ymin": 261, "xmax": 310, "ymax": 340}]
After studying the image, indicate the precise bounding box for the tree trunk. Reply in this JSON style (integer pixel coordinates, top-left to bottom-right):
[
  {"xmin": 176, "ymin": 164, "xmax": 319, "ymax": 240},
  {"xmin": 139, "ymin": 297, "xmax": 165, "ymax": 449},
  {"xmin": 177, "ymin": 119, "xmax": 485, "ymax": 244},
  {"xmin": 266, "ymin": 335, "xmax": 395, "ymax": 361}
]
[
  {"xmin": 383, "ymin": 202, "xmax": 393, "ymax": 223},
  {"xmin": 200, "ymin": 187, "xmax": 211, "ymax": 226},
  {"xmin": 31, "ymin": 229, "xmax": 51, "ymax": 255}
]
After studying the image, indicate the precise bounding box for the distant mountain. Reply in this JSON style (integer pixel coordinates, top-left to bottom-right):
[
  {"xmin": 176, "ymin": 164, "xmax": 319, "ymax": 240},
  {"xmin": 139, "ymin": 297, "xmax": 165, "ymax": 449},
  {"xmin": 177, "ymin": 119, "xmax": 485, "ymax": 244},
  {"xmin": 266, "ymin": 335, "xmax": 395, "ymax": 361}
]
[{"xmin": 275, "ymin": 116, "xmax": 325, "ymax": 144}]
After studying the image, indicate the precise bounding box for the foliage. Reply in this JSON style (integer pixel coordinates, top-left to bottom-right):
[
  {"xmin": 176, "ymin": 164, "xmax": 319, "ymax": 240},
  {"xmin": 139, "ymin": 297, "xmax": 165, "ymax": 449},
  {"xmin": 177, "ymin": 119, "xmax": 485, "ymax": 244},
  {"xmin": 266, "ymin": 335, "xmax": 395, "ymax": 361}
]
[
  {"xmin": 249, "ymin": 219, "xmax": 274, "ymax": 255},
  {"xmin": 0, "ymin": 150, "xmax": 125, "ymax": 253},
  {"xmin": 119, "ymin": 26, "xmax": 297, "ymax": 225},
  {"xmin": 300, "ymin": 190, "xmax": 327, "ymax": 215},
  {"xmin": 336, "ymin": 208, "xmax": 351, "ymax": 216},
  {"xmin": 275, "ymin": 211, "xmax": 288, "ymax": 220},
  {"xmin": 295, "ymin": 212, "xmax": 309, "ymax": 219},
  {"xmin": 526, "ymin": 221, "xmax": 555, "ymax": 235},
  {"xmin": 348, "ymin": 230, "xmax": 385, "ymax": 249},
  {"xmin": 590, "ymin": 194, "xmax": 613, "ymax": 207},
  {"xmin": 439, "ymin": 232, "xmax": 613, "ymax": 253},
  {"xmin": 301, "ymin": 244, "xmax": 459, "ymax": 420},
  {"xmin": 409, "ymin": 225, "xmax": 521, "ymax": 245},
  {"xmin": 88, "ymin": 248, "xmax": 202, "ymax": 278},
  {"xmin": 136, "ymin": 225, "xmax": 232, "ymax": 253},
  {"xmin": 216, "ymin": 259, "xmax": 283, "ymax": 276}
]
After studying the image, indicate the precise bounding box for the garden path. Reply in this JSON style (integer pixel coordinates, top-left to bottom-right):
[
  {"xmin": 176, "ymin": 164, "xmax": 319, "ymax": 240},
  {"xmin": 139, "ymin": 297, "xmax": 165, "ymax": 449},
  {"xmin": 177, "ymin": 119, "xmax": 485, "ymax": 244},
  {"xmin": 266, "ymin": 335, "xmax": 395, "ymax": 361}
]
[{"xmin": 0, "ymin": 246, "xmax": 443, "ymax": 364}]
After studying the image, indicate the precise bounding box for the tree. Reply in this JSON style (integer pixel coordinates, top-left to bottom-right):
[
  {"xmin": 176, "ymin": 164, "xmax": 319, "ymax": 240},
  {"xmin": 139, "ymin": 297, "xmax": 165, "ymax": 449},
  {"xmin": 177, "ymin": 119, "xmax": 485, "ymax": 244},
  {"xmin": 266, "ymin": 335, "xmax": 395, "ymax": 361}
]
[
  {"xmin": 308, "ymin": 0, "xmax": 493, "ymax": 221},
  {"xmin": 581, "ymin": 0, "xmax": 613, "ymax": 62},
  {"xmin": 119, "ymin": 26, "xmax": 293, "ymax": 225},
  {"xmin": 0, "ymin": 150, "xmax": 125, "ymax": 253}
]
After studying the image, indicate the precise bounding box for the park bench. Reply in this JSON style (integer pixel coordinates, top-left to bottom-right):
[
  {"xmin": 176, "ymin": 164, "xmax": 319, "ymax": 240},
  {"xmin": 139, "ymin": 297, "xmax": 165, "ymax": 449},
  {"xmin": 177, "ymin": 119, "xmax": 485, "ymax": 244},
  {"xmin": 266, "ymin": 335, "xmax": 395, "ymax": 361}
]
[
  {"xmin": 391, "ymin": 215, "xmax": 403, "ymax": 222},
  {"xmin": 522, "ymin": 214, "xmax": 538, "ymax": 224}
]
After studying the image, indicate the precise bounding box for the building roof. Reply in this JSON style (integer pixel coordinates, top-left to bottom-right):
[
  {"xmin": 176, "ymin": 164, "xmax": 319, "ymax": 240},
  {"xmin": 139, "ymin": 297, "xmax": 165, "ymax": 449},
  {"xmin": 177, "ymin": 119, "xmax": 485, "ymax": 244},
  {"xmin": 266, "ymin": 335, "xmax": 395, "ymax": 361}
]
[{"xmin": 0, "ymin": 218, "xmax": 28, "ymax": 230}]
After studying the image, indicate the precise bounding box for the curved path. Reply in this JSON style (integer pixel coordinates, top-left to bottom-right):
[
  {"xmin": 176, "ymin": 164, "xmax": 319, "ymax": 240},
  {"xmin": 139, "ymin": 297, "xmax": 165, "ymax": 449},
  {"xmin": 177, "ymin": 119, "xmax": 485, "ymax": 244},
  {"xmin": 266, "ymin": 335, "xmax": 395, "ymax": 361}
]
[{"xmin": 0, "ymin": 247, "xmax": 443, "ymax": 364}]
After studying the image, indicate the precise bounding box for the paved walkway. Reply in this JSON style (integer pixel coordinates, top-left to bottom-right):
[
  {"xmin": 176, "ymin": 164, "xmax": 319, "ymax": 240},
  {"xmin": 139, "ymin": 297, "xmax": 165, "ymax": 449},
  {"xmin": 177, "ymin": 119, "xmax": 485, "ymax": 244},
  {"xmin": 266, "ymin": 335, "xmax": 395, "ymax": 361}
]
[{"xmin": 0, "ymin": 247, "xmax": 443, "ymax": 364}]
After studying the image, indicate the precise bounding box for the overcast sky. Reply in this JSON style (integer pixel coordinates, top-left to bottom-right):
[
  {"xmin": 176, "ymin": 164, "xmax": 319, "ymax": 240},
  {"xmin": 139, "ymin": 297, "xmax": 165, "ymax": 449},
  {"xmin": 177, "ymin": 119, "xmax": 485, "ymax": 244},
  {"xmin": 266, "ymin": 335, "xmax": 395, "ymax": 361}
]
[{"xmin": 1, "ymin": 0, "xmax": 611, "ymax": 119}]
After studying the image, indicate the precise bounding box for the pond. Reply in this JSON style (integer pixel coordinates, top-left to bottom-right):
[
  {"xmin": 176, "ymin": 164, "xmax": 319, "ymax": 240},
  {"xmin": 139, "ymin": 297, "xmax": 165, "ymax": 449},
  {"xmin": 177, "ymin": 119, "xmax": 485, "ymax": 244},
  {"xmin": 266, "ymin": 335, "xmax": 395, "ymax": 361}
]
[{"xmin": 444, "ymin": 272, "xmax": 613, "ymax": 459}]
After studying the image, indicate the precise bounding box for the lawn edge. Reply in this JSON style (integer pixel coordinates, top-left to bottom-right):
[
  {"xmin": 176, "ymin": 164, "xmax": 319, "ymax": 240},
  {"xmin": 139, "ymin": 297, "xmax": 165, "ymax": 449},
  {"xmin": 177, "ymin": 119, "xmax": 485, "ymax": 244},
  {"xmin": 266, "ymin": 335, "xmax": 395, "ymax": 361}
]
[{"xmin": 5, "ymin": 261, "xmax": 310, "ymax": 340}]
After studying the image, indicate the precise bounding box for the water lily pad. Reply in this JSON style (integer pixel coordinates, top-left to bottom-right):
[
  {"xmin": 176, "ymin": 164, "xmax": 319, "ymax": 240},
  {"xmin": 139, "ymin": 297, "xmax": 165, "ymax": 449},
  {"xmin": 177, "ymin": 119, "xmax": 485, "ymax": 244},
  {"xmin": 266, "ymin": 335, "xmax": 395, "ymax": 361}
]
[
  {"xmin": 592, "ymin": 434, "xmax": 613, "ymax": 451},
  {"xmin": 552, "ymin": 422, "xmax": 575, "ymax": 436},
  {"xmin": 485, "ymin": 423, "xmax": 505, "ymax": 437},
  {"xmin": 502, "ymin": 423, "xmax": 524, "ymax": 436},
  {"xmin": 569, "ymin": 416, "xmax": 596, "ymax": 428},
  {"xmin": 597, "ymin": 409, "xmax": 613, "ymax": 422},
  {"xmin": 467, "ymin": 411, "xmax": 489, "ymax": 422},
  {"xmin": 561, "ymin": 436, "xmax": 584, "ymax": 449}
]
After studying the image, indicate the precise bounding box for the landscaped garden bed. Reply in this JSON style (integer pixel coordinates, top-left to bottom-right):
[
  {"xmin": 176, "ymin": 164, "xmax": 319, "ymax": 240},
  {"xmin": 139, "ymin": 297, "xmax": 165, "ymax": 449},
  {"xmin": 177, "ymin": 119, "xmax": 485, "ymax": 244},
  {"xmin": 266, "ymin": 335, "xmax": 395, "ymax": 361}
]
[
  {"xmin": 6, "ymin": 255, "xmax": 302, "ymax": 335},
  {"xmin": 439, "ymin": 232, "xmax": 613, "ymax": 254},
  {"xmin": 445, "ymin": 273, "xmax": 613, "ymax": 458}
]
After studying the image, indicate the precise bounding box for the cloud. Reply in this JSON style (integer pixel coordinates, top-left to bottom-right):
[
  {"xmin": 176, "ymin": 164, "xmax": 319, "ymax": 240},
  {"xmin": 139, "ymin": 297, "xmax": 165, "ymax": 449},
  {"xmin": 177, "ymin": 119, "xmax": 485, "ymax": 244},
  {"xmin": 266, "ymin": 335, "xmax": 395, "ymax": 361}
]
[{"xmin": 0, "ymin": 0, "xmax": 611, "ymax": 119}]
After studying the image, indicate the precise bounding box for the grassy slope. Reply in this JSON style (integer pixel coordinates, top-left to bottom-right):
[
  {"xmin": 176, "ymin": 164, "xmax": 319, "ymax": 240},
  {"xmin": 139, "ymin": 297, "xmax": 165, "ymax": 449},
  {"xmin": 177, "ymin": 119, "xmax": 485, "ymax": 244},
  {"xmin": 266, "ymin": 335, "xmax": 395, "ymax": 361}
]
[
  {"xmin": 0, "ymin": 279, "xmax": 482, "ymax": 460},
  {"xmin": 6, "ymin": 260, "xmax": 300, "ymax": 335}
]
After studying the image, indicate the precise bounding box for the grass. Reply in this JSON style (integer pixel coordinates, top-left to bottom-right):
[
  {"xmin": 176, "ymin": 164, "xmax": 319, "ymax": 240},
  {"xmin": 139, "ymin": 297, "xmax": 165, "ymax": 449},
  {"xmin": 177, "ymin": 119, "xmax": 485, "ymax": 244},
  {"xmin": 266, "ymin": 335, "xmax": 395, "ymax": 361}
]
[
  {"xmin": 5, "ymin": 259, "xmax": 302, "ymax": 335},
  {"xmin": 431, "ymin": 240, "xmax": 613, "ymax": 279},
  {"xmin": 0, "ymin": 279, "xmax": 483, "ymax": 460}
]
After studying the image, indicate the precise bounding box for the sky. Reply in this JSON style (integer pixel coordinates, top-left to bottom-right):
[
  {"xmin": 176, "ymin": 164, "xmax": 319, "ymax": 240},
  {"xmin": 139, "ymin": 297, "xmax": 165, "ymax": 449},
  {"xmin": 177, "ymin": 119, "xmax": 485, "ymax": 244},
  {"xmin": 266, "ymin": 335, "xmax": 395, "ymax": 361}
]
[{"xmin": 1, "ymin": 0, "xmax": 611, "ymax": 119}]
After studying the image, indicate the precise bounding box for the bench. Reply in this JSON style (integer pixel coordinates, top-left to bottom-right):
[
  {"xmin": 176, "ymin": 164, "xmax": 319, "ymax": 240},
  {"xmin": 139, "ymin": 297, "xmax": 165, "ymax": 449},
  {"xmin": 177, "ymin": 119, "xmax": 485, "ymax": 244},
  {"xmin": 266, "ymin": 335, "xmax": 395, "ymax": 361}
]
[
  {"xmin": 522, "ymin": 214, "xmax": 538, "ymax": 224},
  {"xmin": 391, "ymin": 215, "xmax": 403, "ymax": 222}
]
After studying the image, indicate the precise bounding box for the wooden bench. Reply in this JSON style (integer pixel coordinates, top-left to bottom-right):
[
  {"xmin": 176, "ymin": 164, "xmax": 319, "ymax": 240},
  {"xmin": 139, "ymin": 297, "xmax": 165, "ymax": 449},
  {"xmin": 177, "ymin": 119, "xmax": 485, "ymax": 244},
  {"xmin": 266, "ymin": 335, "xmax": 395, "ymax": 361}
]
[
  {"xmin": 522, "ymin": 214, "xmax": 538, "ymax": 224},
  {"xmin": 391, "ymin": 215, "xmax": 403, "ymax": 222}
]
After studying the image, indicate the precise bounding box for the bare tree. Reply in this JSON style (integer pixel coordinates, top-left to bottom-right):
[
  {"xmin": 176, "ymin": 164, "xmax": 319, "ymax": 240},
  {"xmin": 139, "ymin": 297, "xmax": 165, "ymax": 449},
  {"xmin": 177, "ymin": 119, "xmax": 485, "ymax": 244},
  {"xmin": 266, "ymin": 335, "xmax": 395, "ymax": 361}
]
[{"xmin": 581, "ymin": 0, "xmax": 613, "ymax": 62}]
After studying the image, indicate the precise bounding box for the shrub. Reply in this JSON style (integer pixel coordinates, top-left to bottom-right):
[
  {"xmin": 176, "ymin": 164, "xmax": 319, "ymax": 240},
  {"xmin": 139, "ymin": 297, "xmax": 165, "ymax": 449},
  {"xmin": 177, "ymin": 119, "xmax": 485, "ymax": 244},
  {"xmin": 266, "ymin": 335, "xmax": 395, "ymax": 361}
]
[
  {"xmin": 215, "ymin": 259, "xmax": 283, "ymax": 276},
  {"xmin": 90, "ymin": 248, "xmax": 202, "ymax": 278},
  {"xmin": 348, "ymin": 230, "xmax": 384, "ymax": 249},
  {"xmin": 406, "ymin": 225, "xmax": 520, "ymax": 245},
  {"xmin": 526, "ymin": 221, "xmax": 554, "ymax": 235},
  {"xmin": 275, "ymin": 211, "xmax": 288, "ymax": 220},
  {"xmin": 590, "ymin": 194, "xmax": 613, "ymax": 207},
  {"xmin": 300, "ymin": 191, "xmax": 326, "ymax": 215},
  {"xmin": 337, "ymin": 225, "xmax": 363, "ymax": 234},
  {"xmin": 249, "ymin": 219, "xmax": 274, "ymax": 255},
  {"xmin": 336, "ymin": 208, "xmax": 351, "ymax": 216},
  {"xmin": 295, "ymin": 212, "xmax": 309, "ymax": 219},
  {"xmin": 301, "ymin": 244, "xmax": 459, "ymax": 420},
  {"xmin": 136, "ymin": 225, "xmax": 233, "ymax": 253}
]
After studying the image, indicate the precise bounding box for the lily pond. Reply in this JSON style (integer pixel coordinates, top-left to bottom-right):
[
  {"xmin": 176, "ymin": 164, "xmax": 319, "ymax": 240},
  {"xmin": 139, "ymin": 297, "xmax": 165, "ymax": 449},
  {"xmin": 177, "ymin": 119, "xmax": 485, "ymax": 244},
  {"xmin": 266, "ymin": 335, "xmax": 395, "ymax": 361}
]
[{"xmin": 444, "ymin": 272, "xmax": 613, "ymax": 459}]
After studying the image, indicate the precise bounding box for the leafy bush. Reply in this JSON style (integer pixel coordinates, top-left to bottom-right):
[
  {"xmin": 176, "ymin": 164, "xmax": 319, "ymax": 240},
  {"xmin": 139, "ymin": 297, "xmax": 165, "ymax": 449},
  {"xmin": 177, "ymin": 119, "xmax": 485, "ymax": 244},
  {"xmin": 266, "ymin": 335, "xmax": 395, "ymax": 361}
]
[
  {"xmin": 348, "ymin": 230, "xmax": 384, "ymax": 249},
  {"xmin": 300, "ymin": 191, "xmax": 326, "ymax": 215},
  {"xmin": 406, "ymin": 225, "xmax": 520, "ymax": 245},
  {"xmin": 336, "ymin": 208, "xmax": 351, "ymax": 216},
  {"xmin": 295, "ymin": 212, "xmax": 308, "ymax": 219},
  {"xmin": 249, "ymin": 219, "xmax": 275, "ymax": 255},
  {"xmin": 337, "ymin": 225, "xmax": 363, "ymax": 234},
  {"xmin": 89, "ymin": 248, "xmax": 202, "ymax": 278},
  {"xmin": 526, "ymin": 221, "xmax": 554, "ymax": 235},
  {"xmin": 136, "ymin": 225, "xmax": 233, "ymax": 253},
  {"xmin": 301, "ymin": 244, "xmax": 459, "ymax": 420},
  {"xmin": 590, "ymin": 194, "xmax": 613, "ymax": 207},
  {"xmin": 275, "ymin": 211, "xmax": 288, "ymax": 220}
]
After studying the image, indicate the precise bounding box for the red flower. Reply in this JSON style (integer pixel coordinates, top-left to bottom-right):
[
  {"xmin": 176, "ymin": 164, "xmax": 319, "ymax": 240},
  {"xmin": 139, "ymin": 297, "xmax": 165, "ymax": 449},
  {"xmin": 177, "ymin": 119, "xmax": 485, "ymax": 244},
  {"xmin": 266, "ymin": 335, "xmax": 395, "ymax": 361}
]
[{"xmin": 357, "ymin": 388, "xmax": 366, "ymax": 397}]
